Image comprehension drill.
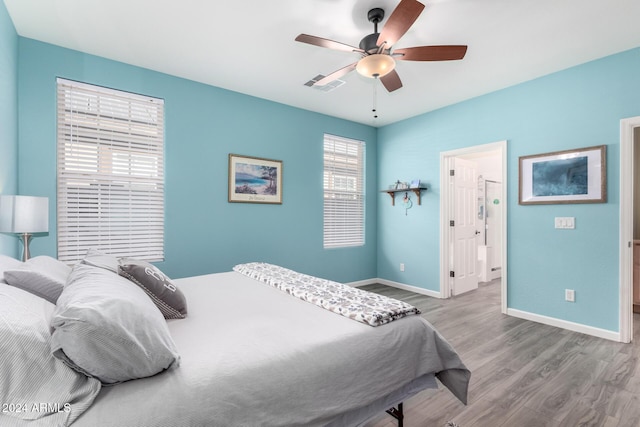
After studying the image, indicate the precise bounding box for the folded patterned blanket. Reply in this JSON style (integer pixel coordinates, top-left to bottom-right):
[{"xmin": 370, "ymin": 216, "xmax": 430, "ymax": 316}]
[{"xmin": 233, "ymin": 263, "xmax": 421, "ymax": 326}]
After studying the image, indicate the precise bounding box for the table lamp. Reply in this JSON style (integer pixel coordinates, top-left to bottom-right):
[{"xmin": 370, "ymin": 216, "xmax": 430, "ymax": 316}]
[{"xmin": 0, "ymin": 195, "xmax": 49, "ymax": 261}]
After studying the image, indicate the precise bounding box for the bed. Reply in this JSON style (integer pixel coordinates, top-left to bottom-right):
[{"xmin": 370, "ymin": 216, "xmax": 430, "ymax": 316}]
[{"xmin": 0, "ymin": 254, "xmax": 470, "ymax": 427}]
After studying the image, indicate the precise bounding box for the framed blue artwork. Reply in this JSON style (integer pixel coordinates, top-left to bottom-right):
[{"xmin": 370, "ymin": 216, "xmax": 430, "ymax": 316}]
[
  {"xmin": 228, "ymin": 154, "xmax": 283, "ymax": 204},
  {"xmin": 519, "ymin": 145, "xmax": 606, "ymax": 205}
]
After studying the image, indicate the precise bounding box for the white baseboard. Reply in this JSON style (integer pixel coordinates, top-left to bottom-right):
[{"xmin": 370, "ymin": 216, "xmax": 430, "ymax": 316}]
[
  {"xmin": 347, "ymin": 278, "xmax": 442, "ymax": 299},
  {"xmin": 346, "ymin": 280, "xmax": 620, "ymax": 342},
  {"xmin": 507, "ymin": 308, "xmax": 621, "ymax": 342},
  {"xmin": 345, "ymin": 278, "xmax": 378, "ymax": 288}
]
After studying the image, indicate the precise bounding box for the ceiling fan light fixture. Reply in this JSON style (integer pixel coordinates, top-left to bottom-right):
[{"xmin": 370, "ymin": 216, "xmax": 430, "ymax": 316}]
[{"xmin": 356, "ymin": 54, "xmax": 396, "ymax": 79}]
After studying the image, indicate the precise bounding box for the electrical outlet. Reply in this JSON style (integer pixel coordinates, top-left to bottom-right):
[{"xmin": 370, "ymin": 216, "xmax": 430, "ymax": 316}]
[
  {"xmin": 565, "ymin": 289, "xmax": 575, "ymax": 302},
  {"xmin": 400, "ymin": 263, "xmax": 405, "ymax": 272}
]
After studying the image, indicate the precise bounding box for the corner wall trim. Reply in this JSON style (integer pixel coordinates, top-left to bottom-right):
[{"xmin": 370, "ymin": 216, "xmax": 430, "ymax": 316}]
[
  {"xmin": 507, "ymin": 308, "xmax": 621, "ymax": 342},
  {"xmin": 619, "ymin": 116, "xmax": 640, "ymax": 343}
]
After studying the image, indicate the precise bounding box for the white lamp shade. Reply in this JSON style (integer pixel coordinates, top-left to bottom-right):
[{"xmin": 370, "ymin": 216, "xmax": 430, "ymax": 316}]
[
  {"xmin": 356, "ymin": 54, "xmax": 396, "ymax": 79},
  {"xmin": 0, "ymin": 195, "xmax": 49, "ymax": 233}
]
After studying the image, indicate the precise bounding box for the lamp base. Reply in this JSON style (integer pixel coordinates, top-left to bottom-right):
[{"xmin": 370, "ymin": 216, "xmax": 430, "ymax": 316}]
[{"xmin": 18, "ymin": 233, "xmax": 33, "ymax": 262}]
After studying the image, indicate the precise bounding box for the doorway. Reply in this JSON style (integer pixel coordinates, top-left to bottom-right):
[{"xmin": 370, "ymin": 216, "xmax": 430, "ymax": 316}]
[
  {"xmin": 620, "ymin": 117, "xmax": 640, "ymax": 343},
  {"xmin": 440, "ymin": 140, "xmax": 508, "ymax": 314}
]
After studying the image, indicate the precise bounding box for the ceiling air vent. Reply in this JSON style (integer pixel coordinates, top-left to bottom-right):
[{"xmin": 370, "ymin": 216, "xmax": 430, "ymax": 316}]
[{"xmin": 304, "ymin": 75, "xmax": 345, "ymax": 92}]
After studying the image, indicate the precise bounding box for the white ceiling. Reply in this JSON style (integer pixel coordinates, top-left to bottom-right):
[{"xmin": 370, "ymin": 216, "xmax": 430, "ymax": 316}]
[{"xmin": 5, "ymin": 0, "xmax": 640, "ymax": 127}]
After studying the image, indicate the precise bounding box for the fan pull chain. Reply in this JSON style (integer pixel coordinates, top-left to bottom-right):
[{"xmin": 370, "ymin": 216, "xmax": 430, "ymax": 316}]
[{"xmin": 372, "ymin": 79, "xmax": 378, "ymax": 120}]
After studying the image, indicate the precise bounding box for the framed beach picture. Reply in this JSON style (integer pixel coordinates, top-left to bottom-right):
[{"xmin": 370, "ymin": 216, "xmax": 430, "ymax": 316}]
[
  {"xmin": 519, "ymin": 145, "xmax": 606, "ymax": 205},
  {"xmin": 228, "ymin": 154, "xmax": 283, "ymax": 204}
]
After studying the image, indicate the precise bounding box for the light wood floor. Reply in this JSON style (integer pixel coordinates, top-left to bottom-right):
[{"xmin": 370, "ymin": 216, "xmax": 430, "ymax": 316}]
[{"xmin": 360, "ymin": 281, "xmax": 640, "ymax": 427}]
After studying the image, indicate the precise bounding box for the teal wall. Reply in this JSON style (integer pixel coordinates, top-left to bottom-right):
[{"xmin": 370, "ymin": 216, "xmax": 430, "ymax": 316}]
[
  {"xmin": 16, "ymin": 38, "xmax": 378, "ymax": 282},
  {"xmin": 6, "ymin": 8, "xmax": 640, "ymax": 334},
  {"xmin": 0, "ymin": 1, "xmax": 18, "ymax": 257},
  {"xmin": 378, "ymin": 48, "xmax": 640, "ymax": 332}
]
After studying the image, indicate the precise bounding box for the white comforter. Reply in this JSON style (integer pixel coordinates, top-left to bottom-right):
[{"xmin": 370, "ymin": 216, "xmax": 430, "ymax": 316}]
[{"xmin": 73, "ymin": 271, "xmax": 469, "ymax": 427}]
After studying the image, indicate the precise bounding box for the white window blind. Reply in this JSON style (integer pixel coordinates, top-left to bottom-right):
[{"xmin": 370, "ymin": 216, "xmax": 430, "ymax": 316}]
[
  {"xmin": 323, "ymin": 134, "xmax": 365, "ymax": 248},
  {"xmin": 56, "ymin": 78, "xmax": 165, "ymax": 263}
]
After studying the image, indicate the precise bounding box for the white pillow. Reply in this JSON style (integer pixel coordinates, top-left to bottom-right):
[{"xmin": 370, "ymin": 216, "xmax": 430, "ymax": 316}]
[
  {"xmin": 4, "ymin": 256, "xmax": 71, "ymax": 304},
  {"xmin": 80, "ymin": 248, "xmax": 119, "ymax": 273},
  {"xmin": 51, "ymin": 263, "xmax": 180, "ymax": 385},
  {"xmin": 0, "ymin": 254, "xmax": 22, "ymax": 284},
  {"xmin": 0, "ymin": 283, "xmax": 101, "ymax": 426}
]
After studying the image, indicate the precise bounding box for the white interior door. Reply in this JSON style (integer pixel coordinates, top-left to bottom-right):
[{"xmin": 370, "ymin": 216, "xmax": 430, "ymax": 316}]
[{"xmin": 453, "ymin": 157, "xmax": 479, "ymax": 295}]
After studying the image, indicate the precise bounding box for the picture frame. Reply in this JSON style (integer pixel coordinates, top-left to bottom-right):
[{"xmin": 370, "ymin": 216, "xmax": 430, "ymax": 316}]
[
  {"xmin": 228, "ymin": 154, "xmax": 282, "ymax": 204},
  {"xmin": 519, "ymin": 145, "xmax": 606, "ymax": 205}
]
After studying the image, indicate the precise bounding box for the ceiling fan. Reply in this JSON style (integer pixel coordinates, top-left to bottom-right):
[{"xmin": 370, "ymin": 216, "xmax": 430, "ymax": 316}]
[{"xmin": 295, "ymin": 0, "xmax": 467, "ymax": 92}]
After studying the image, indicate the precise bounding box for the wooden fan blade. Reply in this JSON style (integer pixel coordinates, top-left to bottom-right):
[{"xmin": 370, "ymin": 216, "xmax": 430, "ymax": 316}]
[
  {"xmin": 394, "ymin": 45, "xmax": 468, "ymax": 61},
  {"xmin": 376, "ymin": 0, "xmax": 425, "ymax": 48},
  {"xmin": 295, "ymin": 34, "xmax": 365, "ymax": 54},
  {"xmin": 315, "ymin": 62, "xmax": 359, "ymax": 86},
  {"xmin": 380, "ymin": 69, "xmax": 403, "ymax": 92}
]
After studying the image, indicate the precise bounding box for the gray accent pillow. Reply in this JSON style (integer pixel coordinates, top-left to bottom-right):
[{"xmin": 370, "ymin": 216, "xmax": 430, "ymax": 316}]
[
  {"xmin": 0, "ymin": 283, "xmax": 101, "ymax": 426},
  {"xmin": 3, "ymin": 255, "xmax": 71, "ymax": 303},
  {"xmin": 0, "ymin": 254, "xmax": 22, "ymax": 284},
  {"xmin": 51, "ymin": 263, "xmax": 181, "ymax": 385},
  {"xmin": 80, "ymin": 248, "xmax": 119, "ymax": 273},
  {"xmin": 119, "ymin": 258, "xmax": 188, "ymax": 319}
]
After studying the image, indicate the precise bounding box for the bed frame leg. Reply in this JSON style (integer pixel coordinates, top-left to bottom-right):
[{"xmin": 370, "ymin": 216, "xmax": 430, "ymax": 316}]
[{"xmin": 385, "ymin": 402, "xmax": 404, "ymax": 427}]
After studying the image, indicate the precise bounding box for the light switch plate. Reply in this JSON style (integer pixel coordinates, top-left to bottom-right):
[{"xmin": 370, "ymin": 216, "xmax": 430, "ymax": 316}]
[{"xmin": 555, "ymin": 217, "xmax": 575, "ymax": 229}]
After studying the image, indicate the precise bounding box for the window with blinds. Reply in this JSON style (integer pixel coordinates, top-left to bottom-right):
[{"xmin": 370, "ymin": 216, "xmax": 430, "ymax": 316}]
[
  {"xmin": 323, "ymin": 134, "xmax": 365, "ymax": 248},
  {"xmin": 56, "ymin": 78, "xmax": 165, "ymax": 263}
]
